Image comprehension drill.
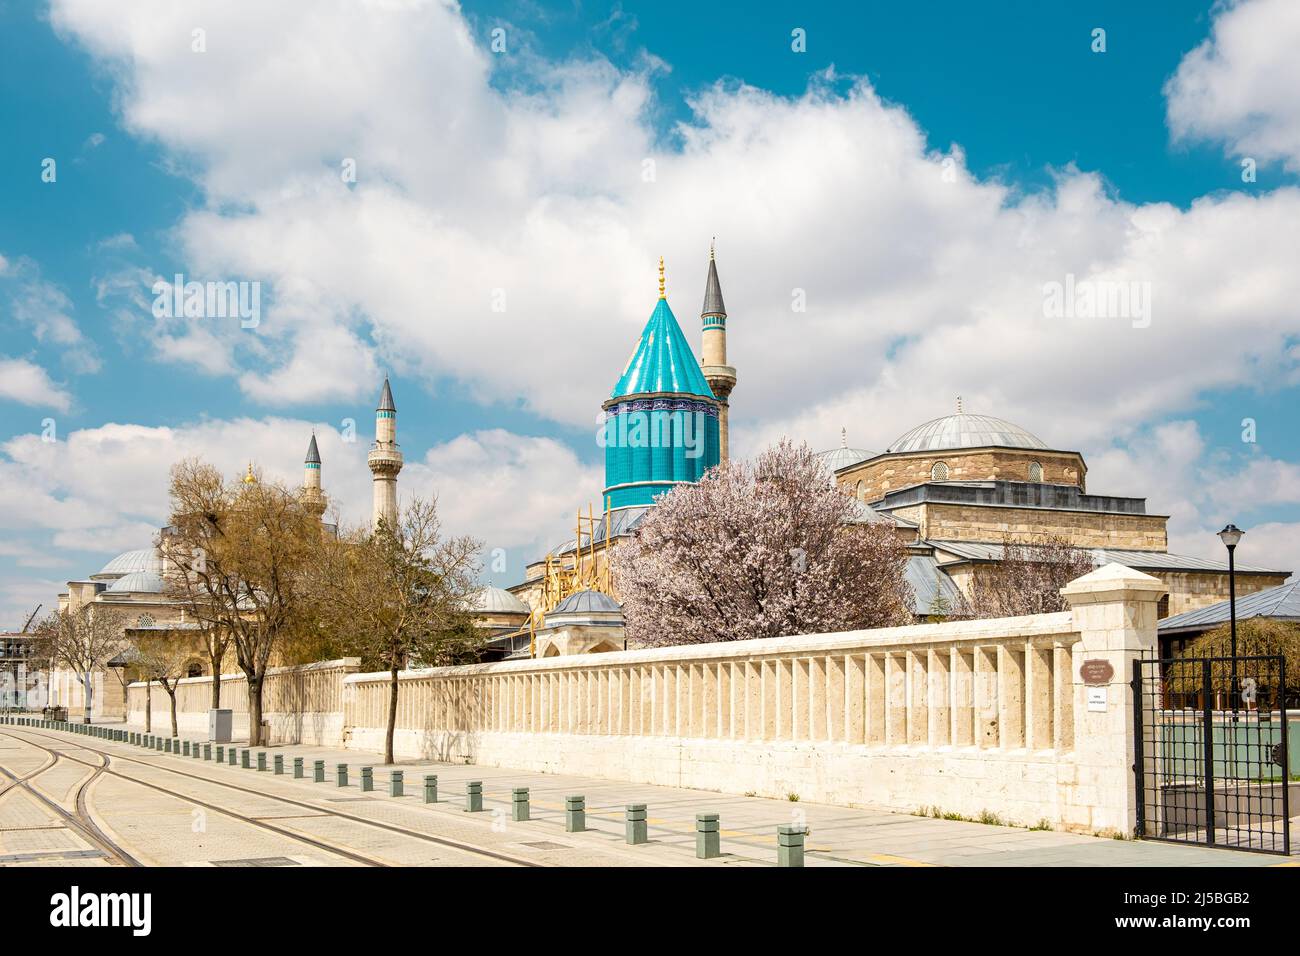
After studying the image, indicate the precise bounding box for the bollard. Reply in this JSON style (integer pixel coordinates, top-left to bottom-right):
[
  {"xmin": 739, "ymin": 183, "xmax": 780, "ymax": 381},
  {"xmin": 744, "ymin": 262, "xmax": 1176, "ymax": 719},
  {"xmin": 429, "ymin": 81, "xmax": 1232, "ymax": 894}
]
[
  {"xmin": 777, "ymin": 826, "xmax": 806, "ymax": 868},
  {"xmin": 465, "ymin": 781, "xmax": 483, "ymax": 813},
  {"xmin": 360, "ymin": 767, "xmax": 373, "ymax": 792},
  {"xmin": 165, "ymin": 738, "xmax": 173, "ymax": 753},
  {"xmin": 626, "ymin": 804, "xmax": 648, "ymax": 845},
  {"xmin": 565, "ymin": 795, "xmax": 586, "ymax": 832},
  {"xmin": 314, "ymin": 759, "xmax": 325, "ymax": 783},
  {"xmin": 696, "ymin": 813, "xmax": 721, "ymax": 859},
  {"xmin": 423, "ymin": 774, "xmax": 438, "ymax": 804},
  {"xmin": 512, "ymin": 787, "xmax": 530, "ymax": 822},
  {"xmin": 257, "ymin": 751, "xmax": 268, "ymax": 772},
  {"xmin": 192, "ymin": 743, "xmax": 200, "ymax": 760},
  {"xmin": 227, "ymin": 747, "xmax": 237, "ymax": 766},
  {"xmin": 203, "ymin": 743, "xmax": 212, "ymax": 761},
  {"xmin": 215, "ymin": 745, "xmax": 225, "ymax": 763},
  {"xmin": 183, "ymin": 741, "xmax": 191, "ymax": 757},
  {"xmin": 389, "ymin": 770, "xmax": 403, "ymax": 798},
  {"xmin": 336, "ymin": 763, "xmax": 349, "ymax": 787},
  {"xmin": 241, "ymin": 749, "xmax": 251, "ymax": 769},
  {"xmin": 293, "ymin": 757, "xmax": 304, "ymax": 779},
  {"xmin": 274, "ymin": 754, "xmax": 284, "ymax": 775}
]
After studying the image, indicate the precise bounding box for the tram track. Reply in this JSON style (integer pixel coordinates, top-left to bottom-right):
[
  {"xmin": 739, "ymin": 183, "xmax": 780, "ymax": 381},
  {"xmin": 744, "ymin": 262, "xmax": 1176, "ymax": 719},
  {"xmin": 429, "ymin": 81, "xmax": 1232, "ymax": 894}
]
[{"xmin": 0, "ymin": 727, "xmax": 545, "ymax": 868}]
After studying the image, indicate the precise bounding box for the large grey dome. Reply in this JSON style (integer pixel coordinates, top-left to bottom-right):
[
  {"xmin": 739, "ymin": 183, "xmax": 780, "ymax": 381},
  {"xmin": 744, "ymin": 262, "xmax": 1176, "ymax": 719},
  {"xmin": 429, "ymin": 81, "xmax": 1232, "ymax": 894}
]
[
  {"xmin": 471, "ymin": 585, "xmax": 529, "ymax": 615},
  {"xmin": 815, "ymin": 446, "xmax": 874, "ymax": 473},
  {"xmin": 95, "ymin": 548, "xmax": 162, "ymax": 580},
  {"xmin": 551, "ymin": 590, "xmax": 622, "ymax": 615},
  {"xmin": 887, "ymin": 413, "xmax": 1047, "ymax": 454},
  {"xmin": 106, "ymin": 570, "xmax": 165, "ymax": 594}
]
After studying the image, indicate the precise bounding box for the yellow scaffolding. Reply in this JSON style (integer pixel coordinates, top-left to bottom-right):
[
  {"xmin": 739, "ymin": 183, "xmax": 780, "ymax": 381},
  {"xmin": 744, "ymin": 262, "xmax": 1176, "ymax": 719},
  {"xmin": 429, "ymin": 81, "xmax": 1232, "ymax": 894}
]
[{"xmin": 520, "ymin": 502, "xmax": 614, "ymax": 658}]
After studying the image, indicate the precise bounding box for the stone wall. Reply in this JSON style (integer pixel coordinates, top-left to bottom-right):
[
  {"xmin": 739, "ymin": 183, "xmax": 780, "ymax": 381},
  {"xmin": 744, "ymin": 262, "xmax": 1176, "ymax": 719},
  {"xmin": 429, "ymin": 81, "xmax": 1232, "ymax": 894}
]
[
  {"xmin": 839, "ymin": 448, "xmax": 1086, "ymax": 501},
  {"xmin": 1157, "ymin": 570, "xmax": 1288, "ymax": 617},
  {"xmin": 911, "ymin": 502, "xmax": 1168, "ymax": 550}
]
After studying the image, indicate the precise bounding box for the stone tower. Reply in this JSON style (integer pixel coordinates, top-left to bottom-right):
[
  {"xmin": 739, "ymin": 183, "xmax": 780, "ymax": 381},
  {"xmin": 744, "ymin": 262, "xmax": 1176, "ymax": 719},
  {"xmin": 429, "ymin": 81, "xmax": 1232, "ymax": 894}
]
[
  {"xmin": 302, "ymin": 432, "xmax": 326, "ymax": 517},
  {"xmin": 699, "ymin": 242, "xmax": 736, "ymax": 461},
  {"xmin": 367, "ymin": 377, "xmax": 403, "ymax": 530}
]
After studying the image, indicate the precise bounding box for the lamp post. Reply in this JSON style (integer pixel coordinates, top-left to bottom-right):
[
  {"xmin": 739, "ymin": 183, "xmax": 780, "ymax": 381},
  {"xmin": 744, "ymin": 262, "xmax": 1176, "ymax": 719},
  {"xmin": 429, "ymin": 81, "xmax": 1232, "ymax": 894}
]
[{"xmin": 1218, "ymin": 524, "xmax": 1243, "ymax": 719}]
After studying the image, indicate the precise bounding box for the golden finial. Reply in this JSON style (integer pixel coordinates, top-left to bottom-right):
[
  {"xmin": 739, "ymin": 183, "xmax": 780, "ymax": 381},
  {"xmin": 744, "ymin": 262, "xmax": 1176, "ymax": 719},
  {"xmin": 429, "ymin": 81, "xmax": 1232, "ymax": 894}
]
[
  {"xmin": 243, "ymin": 461, "xmax": 256, "ymax": 485},
  {"xmin": 658, "ymin": 256, "xmax": 666, "ymax": 299}
]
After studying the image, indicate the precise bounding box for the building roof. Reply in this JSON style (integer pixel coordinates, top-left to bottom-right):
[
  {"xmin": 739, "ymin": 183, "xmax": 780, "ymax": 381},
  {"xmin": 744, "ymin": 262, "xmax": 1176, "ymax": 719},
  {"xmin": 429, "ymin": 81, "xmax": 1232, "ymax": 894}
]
[
  {"xmin": 95, "ymin": 548, "xmax": 162, "ymax": 580},
  {"xmin": 701, "ymin": 253, "xmax": 726, "ymax": 317},
  {"xmin": 1158, "ymin": 578, "xmax": 1300, "ymax": 634},
  {"xmin": 905, "ymin": 554, "xmax": 964, "ymax": 616},
  {"xmin": 106, "ymin": 570, "xmax": 166, "ymax": 594},
  {"xmin": 610, "ymin": 297, "xmax": 715, "ymax": 400},
  {"xmin": 305, "ymin": 433, "xmax": 321, "ymax": 464},
  {"xmin": 377, "ymin": 377, "xmax": 396, "ymax": 412},
  {"xmin": 928, "ymin": 539, "xmax": 1288, "ymax": 575},
  {"xmin": 470, "ymin": 585, "xmax": 529, "ymax": 615},
  {"xmin": 817, "ymin": 445, "xmax": 874, "ymax": 474},
  {"xmin": 548, "ymin": 506, "xmax": 652, "ymax": 557},
  {"xmin": 887, "ymin": 412, "xmax": 1048, "ymax": 454},
  {"xmin": 551, "ymin": 589, "xmax": 622, "ymax": 615}
]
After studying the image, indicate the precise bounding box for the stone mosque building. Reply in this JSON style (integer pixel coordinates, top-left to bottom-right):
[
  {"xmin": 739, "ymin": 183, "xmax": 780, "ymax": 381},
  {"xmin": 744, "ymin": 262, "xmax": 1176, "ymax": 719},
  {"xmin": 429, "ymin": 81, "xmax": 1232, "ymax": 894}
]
[{"xmin": 41, "ymin": 244, "xmax": 1292, "ymax": 709}]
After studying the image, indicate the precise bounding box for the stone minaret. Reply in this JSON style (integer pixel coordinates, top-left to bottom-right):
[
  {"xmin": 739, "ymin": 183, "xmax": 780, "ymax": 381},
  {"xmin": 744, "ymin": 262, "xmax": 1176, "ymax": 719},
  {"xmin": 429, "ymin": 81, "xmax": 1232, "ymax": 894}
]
[
  {"xmin": 367, "ymin": 377, "xmax": 403, "ymax": 530},
  {"xmin": 302, "ymin": 432, "xmax": 326, "ymax": 517},
  {"xmin": 699, "ymin": 241, "xmax": 736, "ymax": 461}
]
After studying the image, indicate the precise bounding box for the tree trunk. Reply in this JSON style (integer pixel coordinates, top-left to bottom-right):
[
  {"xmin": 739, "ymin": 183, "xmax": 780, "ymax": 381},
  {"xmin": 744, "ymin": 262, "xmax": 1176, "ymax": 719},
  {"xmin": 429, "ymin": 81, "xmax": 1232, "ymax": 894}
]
[
  {"xmin": 82, "ymin": 671, "xmax": 93, "ymax": 724},
  {"xmin": 144, "ymin": 684, "xmax": 152, "ymax": 733},
  {"xmin": 385, "ymin": 664, "xmax": 399, "ymax": 765},
  {"xmin": 169, "ymin": 690, "xmax": 178, "ymax": 737},
  {"xmin": 208, "ymin": 646, "xmax": 222, "ymax": 709},
  {"xmin": 247, "ymin": 676, "xmax": 263, "ymax": 746}
]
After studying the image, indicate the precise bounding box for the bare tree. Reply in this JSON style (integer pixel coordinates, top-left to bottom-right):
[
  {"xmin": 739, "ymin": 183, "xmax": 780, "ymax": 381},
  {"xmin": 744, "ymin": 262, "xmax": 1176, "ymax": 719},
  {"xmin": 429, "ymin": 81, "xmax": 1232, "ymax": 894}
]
[
  {"xmin": 32, "ymin": 606, "xmax": 126, "ymax": 723},
  {"xmin": 961, "ymin": 536, "xmax": 1097, "ymax": 618},
  {"xmin": 612, "ymin": 440, "xmax": 913, "ymax": 646},
  {"xmin": 163, "ymin": 459, "xmax": 321, "ymax": 745},
  {"xmin": 315, "ymin": 497, "xmax": 481, "ymax": 764},
  {"xmin": 130, "ymin": 632, "xmax": 193, "ymax": 737}
]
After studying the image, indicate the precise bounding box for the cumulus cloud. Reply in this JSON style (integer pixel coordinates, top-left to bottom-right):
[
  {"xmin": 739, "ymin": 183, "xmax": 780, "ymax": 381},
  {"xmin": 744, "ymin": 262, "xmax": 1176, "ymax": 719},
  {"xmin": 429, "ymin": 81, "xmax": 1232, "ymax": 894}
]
[
  {"xmin": 1166, "ymin": 0, "xmax": 1300, "ymax": 171},
  {"xmin": 0, "ymin": 357, "xmax": 73, "ymax": 412},
  {"xmin": 0, "ymin": 254, "xmax": 100, "ymax": 374}
]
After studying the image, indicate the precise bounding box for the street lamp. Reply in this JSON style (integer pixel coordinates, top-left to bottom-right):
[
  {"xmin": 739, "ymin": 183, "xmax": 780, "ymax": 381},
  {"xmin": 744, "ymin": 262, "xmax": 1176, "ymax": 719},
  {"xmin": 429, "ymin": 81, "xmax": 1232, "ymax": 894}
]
[{"xmin": 1217, "ymin": 524, "xmax": 1244, "ymax": 718}]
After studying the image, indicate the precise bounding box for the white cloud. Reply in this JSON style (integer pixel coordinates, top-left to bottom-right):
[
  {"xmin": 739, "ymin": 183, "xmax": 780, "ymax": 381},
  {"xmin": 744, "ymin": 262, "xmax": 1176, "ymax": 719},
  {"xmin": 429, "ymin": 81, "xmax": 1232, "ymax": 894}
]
[
  {"xmin": 0, "ymin": 357, "xmax": 73, "ymax": 412},
  {"xmin": 1, "ymin": 254, "xmax": 101, "ymax": 374},
  {"xmin": 1166, "ymin": 0, "xmax": 1300, "ymax": 171}
]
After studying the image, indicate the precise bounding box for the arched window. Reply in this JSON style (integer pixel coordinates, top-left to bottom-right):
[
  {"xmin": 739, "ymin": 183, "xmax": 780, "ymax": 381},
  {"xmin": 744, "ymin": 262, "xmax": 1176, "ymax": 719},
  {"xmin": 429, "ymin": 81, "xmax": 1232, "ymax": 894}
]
[
  {"xmin": 930, "ymin": 461, "xmax": 949, "ymax": 481},
  {"xmin": 854, "ymin": 480, "xmax": 865, "ymax": 501},
  {"xmin": 136, "ymin": 614, "xmax": 155, "ymax": 628},
  {"xmin": 1028, "ymin": 461, "xmax": 1043, "ymax": 483}
]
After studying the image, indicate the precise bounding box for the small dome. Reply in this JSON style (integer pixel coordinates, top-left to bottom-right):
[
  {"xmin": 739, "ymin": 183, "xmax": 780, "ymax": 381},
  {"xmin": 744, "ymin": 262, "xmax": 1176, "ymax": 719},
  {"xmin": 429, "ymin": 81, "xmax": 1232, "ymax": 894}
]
[
  {"xmin": 95, "ymin": 548, "xmax": 162, "ymax": 580},
  {"xmin": 107, "ymin": 570, "xmax": 165, "ymax": 594},
  {"xmin": 887, "ymin": 412, "xmax": 1047, "ymax": 454},
  {"xmin": 815, "ymin": 446, "xmax": 873, "ymax": 473},
  {"xmin": 471, "ymin": 585, "xmax": 529, "ymax": 615},
  {"xmin": 551, "ymin": 589, "xmax": 622, "ymax": 615}
]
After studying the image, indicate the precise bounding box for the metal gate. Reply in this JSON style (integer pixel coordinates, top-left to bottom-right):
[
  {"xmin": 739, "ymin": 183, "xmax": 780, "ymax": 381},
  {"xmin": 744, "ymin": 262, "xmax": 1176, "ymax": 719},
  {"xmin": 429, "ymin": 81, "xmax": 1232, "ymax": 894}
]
[{"xmin": 1133, "ymin": 655, "xmax": 1290, "ymax": 855}]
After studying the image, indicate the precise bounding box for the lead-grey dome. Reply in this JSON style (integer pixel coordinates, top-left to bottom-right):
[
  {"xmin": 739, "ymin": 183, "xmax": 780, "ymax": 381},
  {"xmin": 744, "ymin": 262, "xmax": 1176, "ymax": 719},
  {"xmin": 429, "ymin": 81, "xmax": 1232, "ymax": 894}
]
[
  {"xmin": 887, "ymin": 413, "xmax": 1047, "ymax": 454},
  {"xmin": 815, "ymin": 446, "xmax": 874, "ymax": 473},
  {"xmin": 471, "ymin": 585, "xmax": 529, "ymax": 615},
  {"xmin": 106, "ymin": 570, "xmax": 165, "ymax": 594},
  {"xmin": 94, "ymin": 548, "xmax": 162, "ymax": 580},
  {"xmin": 551, "ymin": 590, "xmax": 622, "ymax": 615}
]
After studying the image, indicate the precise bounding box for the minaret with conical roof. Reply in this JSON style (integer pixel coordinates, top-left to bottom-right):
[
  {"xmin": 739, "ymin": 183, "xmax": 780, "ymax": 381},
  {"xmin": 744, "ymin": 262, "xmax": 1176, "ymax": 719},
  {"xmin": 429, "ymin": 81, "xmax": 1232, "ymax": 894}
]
[
  {"xmin": 601, "ymin": 258, "xmax": 720, "ymax": 509},
  {"xmin": 367, "ymin": 377, "xmax": 403, "ymax": 529},
  {"xmin": 699, "ymin": 241, "xmax": 736, "ymax": 461},
  {"xmin": 302, "ymin": 432, "xmax": 327, "ymax": 517}
]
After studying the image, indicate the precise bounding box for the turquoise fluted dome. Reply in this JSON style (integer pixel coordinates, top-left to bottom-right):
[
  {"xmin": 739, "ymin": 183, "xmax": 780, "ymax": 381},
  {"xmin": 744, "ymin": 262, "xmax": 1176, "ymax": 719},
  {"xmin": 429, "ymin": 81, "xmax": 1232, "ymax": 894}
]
[{"xmin": 602, "ymin": 295, "xmax": 719, "ymax": 508}]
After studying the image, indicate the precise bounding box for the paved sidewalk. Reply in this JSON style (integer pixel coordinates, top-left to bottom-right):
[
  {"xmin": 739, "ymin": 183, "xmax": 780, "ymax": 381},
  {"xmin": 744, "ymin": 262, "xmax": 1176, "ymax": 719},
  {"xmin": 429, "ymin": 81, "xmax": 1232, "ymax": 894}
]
[{"xmin": 71, "ymin": 720, "xmax": 1295, "ymax": 868}]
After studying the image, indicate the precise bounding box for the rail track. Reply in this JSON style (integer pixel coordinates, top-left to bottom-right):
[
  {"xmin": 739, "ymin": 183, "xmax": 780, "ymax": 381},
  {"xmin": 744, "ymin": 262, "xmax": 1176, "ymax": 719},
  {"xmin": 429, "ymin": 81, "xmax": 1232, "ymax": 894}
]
[{"xmin": 0, "ymin": 727, "xmax": 544, "ymax": 868}]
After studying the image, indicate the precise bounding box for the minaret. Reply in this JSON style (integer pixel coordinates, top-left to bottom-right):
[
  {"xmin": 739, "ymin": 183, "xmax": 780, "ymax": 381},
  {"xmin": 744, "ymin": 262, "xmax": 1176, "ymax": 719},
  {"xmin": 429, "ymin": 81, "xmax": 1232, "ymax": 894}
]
[
  {"xmin": 699, "ymin": 240, "xmax": 736, "ymax": 461},
  {"xmin": 302, "ymin": 432, "xmax": 326, "ymax": 517},
  {"xmin": 367, "ymin": 377, "xmax": 403, "ymax": 530}
]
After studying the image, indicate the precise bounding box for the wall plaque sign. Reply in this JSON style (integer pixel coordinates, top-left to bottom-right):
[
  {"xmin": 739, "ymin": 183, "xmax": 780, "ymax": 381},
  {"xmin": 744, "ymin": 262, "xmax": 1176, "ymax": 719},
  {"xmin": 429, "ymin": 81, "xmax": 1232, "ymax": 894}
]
[{"xmin": 1080, "ymin": 659, "xmax": 1114, "ymax": 686}]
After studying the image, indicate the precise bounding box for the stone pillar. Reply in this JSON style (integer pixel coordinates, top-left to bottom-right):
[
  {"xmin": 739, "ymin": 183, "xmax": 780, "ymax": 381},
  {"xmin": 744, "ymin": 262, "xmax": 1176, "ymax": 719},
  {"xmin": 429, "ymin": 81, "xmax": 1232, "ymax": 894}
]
[{"xmin": 1059, "ymin": 563, "xmax": 1165, "ymax": 837}]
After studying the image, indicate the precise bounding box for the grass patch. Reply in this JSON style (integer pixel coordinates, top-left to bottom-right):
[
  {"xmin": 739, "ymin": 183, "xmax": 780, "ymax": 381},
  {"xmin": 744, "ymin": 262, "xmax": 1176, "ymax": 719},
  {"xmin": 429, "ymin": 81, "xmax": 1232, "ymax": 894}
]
[{"xmin": 786, "ymin": 792, "xmax": 800, "ymax": 802}]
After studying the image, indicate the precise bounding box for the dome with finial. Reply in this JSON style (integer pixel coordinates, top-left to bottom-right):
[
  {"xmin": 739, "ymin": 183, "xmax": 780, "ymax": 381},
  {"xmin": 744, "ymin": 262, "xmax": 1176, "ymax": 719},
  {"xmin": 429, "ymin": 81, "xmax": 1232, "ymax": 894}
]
[
  {"xmin": 887, "ymin": 399, "xmax": 1047, "ymax": 454},
  {"xmin": 815, "ymin": 427, "xmax": 873, "ymax": 473},
  {"xmin": 609, "ymin": 260, "xmax": 715, "ymax": 400},
  {"xmin": 242, "ymin": 462, "xmax": 257, "ymax": 485}
]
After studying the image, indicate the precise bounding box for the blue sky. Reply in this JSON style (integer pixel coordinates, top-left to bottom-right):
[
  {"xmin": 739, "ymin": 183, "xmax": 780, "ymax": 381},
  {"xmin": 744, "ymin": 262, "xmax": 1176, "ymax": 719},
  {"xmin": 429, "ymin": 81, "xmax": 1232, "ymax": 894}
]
[{"xmin": 2, "ymin": 0, "xmax": 1299, "ymax": 628}]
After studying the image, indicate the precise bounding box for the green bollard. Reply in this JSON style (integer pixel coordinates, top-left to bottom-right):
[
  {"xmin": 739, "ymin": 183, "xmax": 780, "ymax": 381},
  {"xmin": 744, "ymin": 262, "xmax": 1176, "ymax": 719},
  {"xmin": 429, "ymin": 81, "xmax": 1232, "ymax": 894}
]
[
  {"xmin": 423, "ymin": 774, "xmax": 438, "ymax": 803},
  {"xmin": 192, "ymin": 743, "xmax": 201, "ymax": 759},
  {"xmin": 293, "ymin": 757, "xmax": 304, "ymax": 779},
  {"xmin": 227, "ymin": 747, "xmax": 236, "ymax": 766},
  {"xmin": 777, "ymin": 826, "xmax": 806, "ymax": 868},
  {"xmin": 314, "ymin": 759, "xmax": 325, "ymax": 783},
  {"xmin": 336, "ymin": 763, "xmax": 349, "ymax": 787},
  {"xmin": 465, "ymin": 781, "xmax": 483, "ymax": 812},
  {"xmin": 625, "ymin": 804, "xmax": 648, "ymax": 845},
  {"xmin": 696, "ymin": 813, "xmax": 721, "ymax": 859},
  {"xmin": 512, "ymin": 787, "xmax": 530, "ymax": 822},
  {"xmin": 360, "ymin": 767, "xmax": 373, "ymax": 792},
  {"xmin": 274, "ymin": 754, "xmax": 284, "ymax": 775},
  {"xmin": 241, "ymin": 749, "xmax": 251, "ymax": 769},
  {"xmin": 565, "ymin": 795, "xmax": 586, "ymax": 832},
  {"xmin": 389, "ymin": 771, "xmax": 403, "ymax": 797},
  {"xmin": 257, "ymin": 751, "xmax": 268, "ymax": 772},
  {"xmin": 215, "ymin": 745, "xmax": 225, "ymax": 762},
  {"xmin": 183, "ymin": 741, "xmax": 191, "ymax": 756},
  {"xmin": 203, "ymin": 743, "xmax": 212, "ymax": 760}
]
